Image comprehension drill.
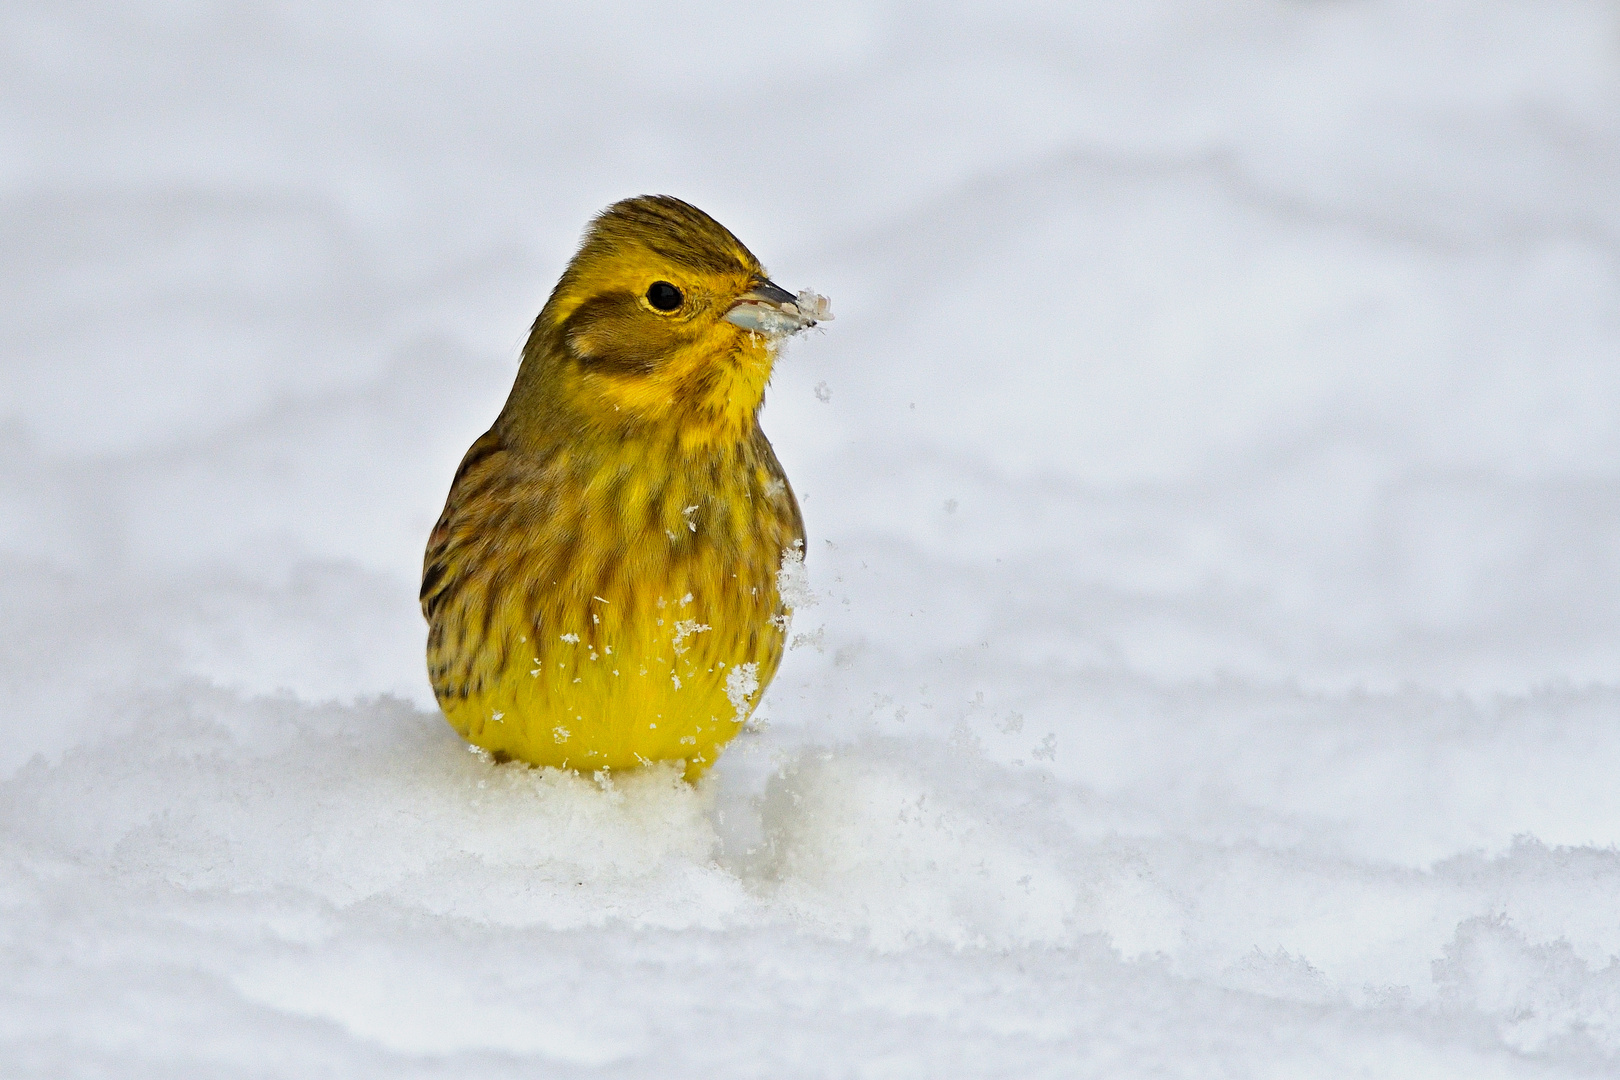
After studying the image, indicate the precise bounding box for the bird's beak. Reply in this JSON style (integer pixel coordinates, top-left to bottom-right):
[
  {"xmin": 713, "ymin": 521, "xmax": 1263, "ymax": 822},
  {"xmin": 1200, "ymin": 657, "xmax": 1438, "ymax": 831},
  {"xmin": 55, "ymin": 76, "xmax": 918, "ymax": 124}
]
[{"xmin": 724, "ymin": 279, "xmax": 833, "ymax": 337}]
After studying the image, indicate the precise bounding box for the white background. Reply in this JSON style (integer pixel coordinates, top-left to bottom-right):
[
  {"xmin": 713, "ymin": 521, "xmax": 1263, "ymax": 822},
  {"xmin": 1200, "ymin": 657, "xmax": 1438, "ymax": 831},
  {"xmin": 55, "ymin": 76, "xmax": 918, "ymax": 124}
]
[{"xmin": 4, "ymin": 2, "xmax": 1620, "ymax": 1075}]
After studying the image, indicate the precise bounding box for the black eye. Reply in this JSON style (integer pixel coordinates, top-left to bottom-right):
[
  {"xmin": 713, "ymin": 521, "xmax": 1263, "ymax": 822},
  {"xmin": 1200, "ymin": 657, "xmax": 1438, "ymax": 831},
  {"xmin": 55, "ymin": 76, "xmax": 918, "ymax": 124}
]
[{"xmin": 646, "ymin": 281, "xmax": 683, "ymax": 312}]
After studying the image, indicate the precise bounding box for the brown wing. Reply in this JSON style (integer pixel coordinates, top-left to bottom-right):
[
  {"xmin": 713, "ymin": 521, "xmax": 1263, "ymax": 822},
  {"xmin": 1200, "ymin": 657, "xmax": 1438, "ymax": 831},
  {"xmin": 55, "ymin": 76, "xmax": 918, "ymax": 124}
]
[
  {"xmin": 423, "ymin": 427, "xmax": 549, "ymax": 705},
  {"xmin": 421, "ymin": 427, "xmax": 507, "ymax": 623}
]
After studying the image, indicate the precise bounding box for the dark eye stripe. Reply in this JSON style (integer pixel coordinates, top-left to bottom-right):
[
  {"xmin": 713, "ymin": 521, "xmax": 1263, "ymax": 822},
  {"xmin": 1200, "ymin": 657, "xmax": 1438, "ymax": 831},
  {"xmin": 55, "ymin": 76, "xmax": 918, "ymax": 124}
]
[
  {"xmin": 646, "ymin": 281, "xmax": 683, "ymax": 311},
  {"xmin": 561, "ymin": 290, "xmax": 679, "ymax": 374}
]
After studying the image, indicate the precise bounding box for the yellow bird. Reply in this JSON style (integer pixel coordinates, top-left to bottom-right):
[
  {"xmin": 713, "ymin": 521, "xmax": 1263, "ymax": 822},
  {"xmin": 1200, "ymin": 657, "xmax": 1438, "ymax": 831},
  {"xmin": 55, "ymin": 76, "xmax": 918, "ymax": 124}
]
[{"xmin": 421, "ymin": 195, "xmax": 829, "ymax": 781}]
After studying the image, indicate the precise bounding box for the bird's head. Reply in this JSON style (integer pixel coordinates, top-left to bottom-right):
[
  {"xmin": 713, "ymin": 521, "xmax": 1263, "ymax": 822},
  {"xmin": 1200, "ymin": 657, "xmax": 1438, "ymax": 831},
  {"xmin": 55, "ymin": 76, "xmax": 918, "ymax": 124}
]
[{"xmin": 501, "ymin": 195, "xmax": 829, "ymax": 452}]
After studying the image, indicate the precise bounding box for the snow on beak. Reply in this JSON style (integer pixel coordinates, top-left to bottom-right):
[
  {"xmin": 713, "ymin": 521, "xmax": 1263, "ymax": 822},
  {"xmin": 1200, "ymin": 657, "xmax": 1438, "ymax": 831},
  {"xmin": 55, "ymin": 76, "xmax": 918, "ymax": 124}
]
[{"xmin": 724, "ymin": 278, "xmax": 834, "ymax": 338}]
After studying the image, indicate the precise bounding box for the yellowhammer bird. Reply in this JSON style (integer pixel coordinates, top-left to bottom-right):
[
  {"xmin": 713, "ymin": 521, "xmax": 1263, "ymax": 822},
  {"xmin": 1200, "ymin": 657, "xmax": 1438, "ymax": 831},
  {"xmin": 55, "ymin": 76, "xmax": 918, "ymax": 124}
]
[{"xmin": 421, "ymin": 195, "xmax": 830, "ymax": 781}]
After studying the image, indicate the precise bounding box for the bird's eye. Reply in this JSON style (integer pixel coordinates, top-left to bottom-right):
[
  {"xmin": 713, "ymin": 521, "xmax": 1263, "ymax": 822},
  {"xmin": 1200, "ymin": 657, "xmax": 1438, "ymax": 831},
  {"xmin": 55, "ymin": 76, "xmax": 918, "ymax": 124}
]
[{"xmin": 646, "ymin": 281, "xmax": 683, "ymax": 312}]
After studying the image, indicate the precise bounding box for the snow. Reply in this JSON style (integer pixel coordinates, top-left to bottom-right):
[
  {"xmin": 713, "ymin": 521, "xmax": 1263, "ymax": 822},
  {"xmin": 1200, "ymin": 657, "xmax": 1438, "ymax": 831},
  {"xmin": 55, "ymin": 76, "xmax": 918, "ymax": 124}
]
[
  {"xmin": 3, "ymin": 1, "xmax": 1619, "ymax": 1075},
  {"xmin": 725, "ymin": 663, "xmax": 760, "ymax": 721},
  {"xmin": 792, "ymin": 289, "xmax": 835, "ymax": 324},
  {"xmin": 776, "ymin": 539, "xmax": 817, "ymax": 613}
]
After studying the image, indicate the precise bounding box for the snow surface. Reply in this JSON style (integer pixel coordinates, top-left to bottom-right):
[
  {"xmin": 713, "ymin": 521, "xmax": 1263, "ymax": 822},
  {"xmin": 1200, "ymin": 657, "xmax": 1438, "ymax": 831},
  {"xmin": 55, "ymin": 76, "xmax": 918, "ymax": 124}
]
[{"xmin": 4, "ymin": 1, "xmax": 1620, "ymax": 1076}]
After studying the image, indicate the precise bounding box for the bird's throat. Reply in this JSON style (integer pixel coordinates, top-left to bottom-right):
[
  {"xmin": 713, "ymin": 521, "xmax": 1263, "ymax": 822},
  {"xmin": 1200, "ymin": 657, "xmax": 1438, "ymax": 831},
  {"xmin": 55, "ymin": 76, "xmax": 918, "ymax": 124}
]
[{"xmin": 500, "ymin": 332, "xmax": 778, "ymax": 455}]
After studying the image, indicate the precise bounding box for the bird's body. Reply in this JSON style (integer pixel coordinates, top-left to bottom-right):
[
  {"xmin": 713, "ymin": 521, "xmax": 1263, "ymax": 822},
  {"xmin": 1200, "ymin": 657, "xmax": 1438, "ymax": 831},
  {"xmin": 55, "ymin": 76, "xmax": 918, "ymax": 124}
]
[{"xmin": 422, "ymin": 196, "xmax": 825, "ymax": 780}]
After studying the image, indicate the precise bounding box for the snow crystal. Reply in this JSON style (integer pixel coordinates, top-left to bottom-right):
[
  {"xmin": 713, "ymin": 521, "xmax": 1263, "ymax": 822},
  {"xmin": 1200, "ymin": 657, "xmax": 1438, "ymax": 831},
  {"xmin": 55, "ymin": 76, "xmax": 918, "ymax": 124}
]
[
  {"xmin": 724, "ymin": 662, "xmax": 759, "ymax": 720},
  {"xmin": 789, "ymin": 625, "xmax": 826, "ymax": 652},
  {"xmin": 775, "ymin": 540, "xmax": 816, "ymax": 612},
  {"xmin": 671, "ymin": 618, "xmax": 709, "ymax": 655},
  {"xmin": 793, "ymin": 289, "xmax": 833, "ymax": 324}
]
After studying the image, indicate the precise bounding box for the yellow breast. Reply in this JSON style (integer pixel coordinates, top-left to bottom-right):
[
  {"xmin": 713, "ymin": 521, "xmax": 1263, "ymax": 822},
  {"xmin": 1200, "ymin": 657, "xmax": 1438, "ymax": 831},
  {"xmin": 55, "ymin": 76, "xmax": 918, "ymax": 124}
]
[{"xmin": 423, "ymin": 427, "xmax": 804, "ymax": 781}]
